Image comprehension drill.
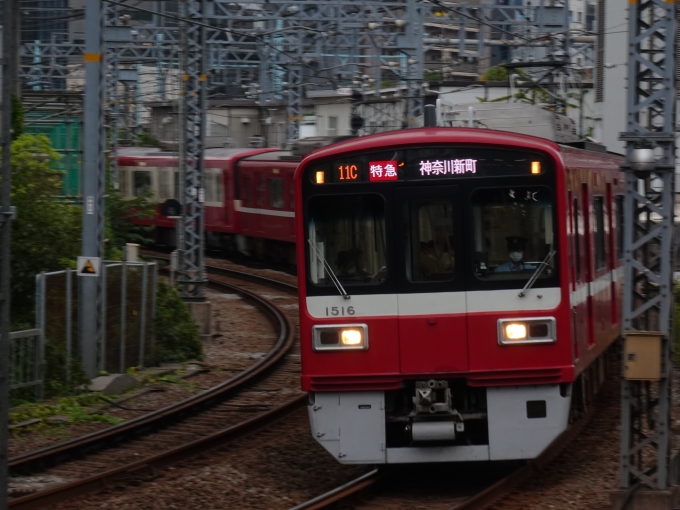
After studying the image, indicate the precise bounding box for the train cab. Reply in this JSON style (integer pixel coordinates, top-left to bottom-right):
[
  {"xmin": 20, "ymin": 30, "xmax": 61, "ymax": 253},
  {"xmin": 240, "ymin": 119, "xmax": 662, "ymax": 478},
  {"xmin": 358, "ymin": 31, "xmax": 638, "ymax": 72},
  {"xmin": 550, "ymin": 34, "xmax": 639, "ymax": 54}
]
[{"xmin": 295, "ymin": 128, "xmax": 624, "ymax": 465}]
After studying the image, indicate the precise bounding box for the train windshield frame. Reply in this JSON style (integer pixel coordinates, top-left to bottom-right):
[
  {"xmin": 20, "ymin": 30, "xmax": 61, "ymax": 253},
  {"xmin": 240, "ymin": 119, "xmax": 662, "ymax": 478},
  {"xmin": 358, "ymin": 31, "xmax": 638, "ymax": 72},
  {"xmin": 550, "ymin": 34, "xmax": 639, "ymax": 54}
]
[
  {"xmin": 302, "ymin": 145, "xmax": 559, "ymax": 295},
  {"xmin": 307, "ymin": 193, "xmax": 388, "ymax": 289},
  {"xmin": 470, "ymin": 185, "xmax": 556, "ymax": 281}
]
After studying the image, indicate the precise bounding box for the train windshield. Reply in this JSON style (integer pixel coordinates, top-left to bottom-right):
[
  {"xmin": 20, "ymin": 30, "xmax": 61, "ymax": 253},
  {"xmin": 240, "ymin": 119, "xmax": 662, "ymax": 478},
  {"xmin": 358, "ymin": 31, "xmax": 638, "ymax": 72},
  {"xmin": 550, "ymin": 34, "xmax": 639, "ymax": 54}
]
[
  {"xmin": 471, "ymin": 186, "xmax": 555, "ymax": 280},
  {"xmin": 307, "ymin": 194, "xmax": 387, "ymax": 286}
]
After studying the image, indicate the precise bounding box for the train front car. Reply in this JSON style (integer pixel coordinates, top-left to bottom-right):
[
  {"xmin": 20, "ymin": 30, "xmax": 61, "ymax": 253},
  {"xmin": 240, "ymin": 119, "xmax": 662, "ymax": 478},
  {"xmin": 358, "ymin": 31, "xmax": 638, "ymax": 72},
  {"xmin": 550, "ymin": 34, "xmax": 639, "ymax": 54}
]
[{"xmin": 296, "ymin": 128, "xmax": 618, "ymax": 465}]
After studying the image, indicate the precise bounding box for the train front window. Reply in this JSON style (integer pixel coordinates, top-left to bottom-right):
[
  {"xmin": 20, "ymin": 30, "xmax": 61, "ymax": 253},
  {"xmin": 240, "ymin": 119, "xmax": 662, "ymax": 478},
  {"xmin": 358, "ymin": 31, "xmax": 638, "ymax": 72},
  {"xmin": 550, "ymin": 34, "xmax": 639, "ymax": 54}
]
[
  {"xmin": 405, "ymin": 200, "xmax": 456, "ymax": 282},
  {"xmin": 471, "ymin": 186, "xmax": 555, "ymax": 280},
  {"xmin": 307, "ymin": 194, "xmax": 387, "ymax": 286}
]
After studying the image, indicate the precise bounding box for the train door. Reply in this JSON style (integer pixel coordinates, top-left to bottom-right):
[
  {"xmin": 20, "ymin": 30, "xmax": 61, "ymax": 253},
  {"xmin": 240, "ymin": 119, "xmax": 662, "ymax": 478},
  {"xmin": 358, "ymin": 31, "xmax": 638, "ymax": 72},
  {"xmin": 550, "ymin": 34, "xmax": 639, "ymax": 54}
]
[
  {"xmin": 581, "ymin": 183, "xmax": 595, "ymax": 348},
  {"xmin": 394, "ymin": 186, "xmax": 468, "ymax": 374},
  {"xmin": 606, "ymin": 184, "xmax": 618, "ymax": 326}
]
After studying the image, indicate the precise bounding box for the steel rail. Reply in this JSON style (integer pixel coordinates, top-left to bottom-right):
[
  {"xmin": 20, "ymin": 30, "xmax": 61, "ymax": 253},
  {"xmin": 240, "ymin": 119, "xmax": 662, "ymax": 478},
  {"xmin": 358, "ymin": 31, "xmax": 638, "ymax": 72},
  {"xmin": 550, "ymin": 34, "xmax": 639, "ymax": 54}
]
[
  {"xmin": 10, "ymin": 274, "xmax": 295, "ymax": 477},
  {"xmin": 142, "ymin": 251, "xmax": 298, "ymax": 294},
  {"xmin": 9, "ymin": 396, "xmax": 307, "ymax": 509},
  {"xmin": 289, "ymin": 469, "xmax": 381, "ymax": 510},
  {"xmin": 289, "ymin": 398, "xmax": 600, "ymax": 510},
  {"xmin": 450, "ymin": 396, "xmax": 598, "ymax": 510}
]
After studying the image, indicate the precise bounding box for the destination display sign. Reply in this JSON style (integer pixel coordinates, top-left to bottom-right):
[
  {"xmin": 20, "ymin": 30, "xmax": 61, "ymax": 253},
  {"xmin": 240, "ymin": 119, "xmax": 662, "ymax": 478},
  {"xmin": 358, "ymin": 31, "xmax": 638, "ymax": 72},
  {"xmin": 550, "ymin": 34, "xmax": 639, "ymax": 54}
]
[
  {"xmin": 308, "ymin": 147, "xmax": 548, "ymax": 185},
  {"xmin": 418, "ymin": 159, "xmax": 477, "ymax": 176}
]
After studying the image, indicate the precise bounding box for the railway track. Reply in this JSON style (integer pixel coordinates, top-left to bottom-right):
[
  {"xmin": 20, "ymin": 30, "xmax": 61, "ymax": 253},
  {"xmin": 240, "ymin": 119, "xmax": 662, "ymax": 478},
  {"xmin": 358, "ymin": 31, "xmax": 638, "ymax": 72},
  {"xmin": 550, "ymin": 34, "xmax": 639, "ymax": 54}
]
[
  {"xmin": 290, "ymin": 395, "xmax": 600, "ymax": 510},
  {"xmin": 9, "ymin": 266, "xmax": 303, "ymax": 509}
]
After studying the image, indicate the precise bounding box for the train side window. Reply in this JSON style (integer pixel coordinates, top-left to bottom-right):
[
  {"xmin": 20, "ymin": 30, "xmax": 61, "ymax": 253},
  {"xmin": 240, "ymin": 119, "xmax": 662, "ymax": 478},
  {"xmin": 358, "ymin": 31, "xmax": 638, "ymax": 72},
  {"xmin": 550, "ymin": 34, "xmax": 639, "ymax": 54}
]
[
  {"xmin": 256, "ymin": 177, "xmax": 265, "ymax": 206},
  {"xmin": 289, "ymin": 180, "xmax": 295, "ymax": 210},
  {"xmin": 159, "ymin": 169, "xmax": 173, "ymax": 200},
  {"xmin": 404, "ymin": 200, "xmax": 455, "ymax": 282},
  {"xmin": 615, "ymin": 195, "xmax": 624, "ymax": 260},
  {"xmin": 133, "ymin": 170, "xmax": 152, "ymax": 197},
  {"xmin": 594, "ymin": 196, "xmax": 606, "ymax": 270},
  {"xmin": 268, "ymin": 178, "xmax": 284, "ymax": 209},
  {"xmin": 573, "ymin": 198, "xmax": 581, "ymax": 281},
  {"xmin": 215, "ymin": 171, "xmax": 223, "ymax": 203},
  {"xmin": 205, "ymin": 170, "xmax": 223, "ymax": 203},
  {"xmin": 119, "ymin": 169, "xmax": 129, "ymax": 198}
]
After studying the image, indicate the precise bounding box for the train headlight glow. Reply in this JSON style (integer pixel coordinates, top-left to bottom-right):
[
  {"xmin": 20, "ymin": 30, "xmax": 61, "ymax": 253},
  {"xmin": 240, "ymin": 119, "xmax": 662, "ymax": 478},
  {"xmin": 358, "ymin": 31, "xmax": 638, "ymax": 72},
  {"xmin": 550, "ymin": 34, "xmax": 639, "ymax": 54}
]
[
  {"xmin": 341, "ymin": 329, "xmax": 363, "ymax": 346},
  {"xmin": 315, "ymin": 171, "xmax": 325, "ymax": 184},
  {"xmin": 312, "ymin": 324, "xmax": 368, "ymax": 351},
  {"xmin": 498, "ymin": 318, "xmax": 556, "ymax": 345},
  {"xmin": 505, "ymin": 323, "xmax": 527, "ymax": 340}
]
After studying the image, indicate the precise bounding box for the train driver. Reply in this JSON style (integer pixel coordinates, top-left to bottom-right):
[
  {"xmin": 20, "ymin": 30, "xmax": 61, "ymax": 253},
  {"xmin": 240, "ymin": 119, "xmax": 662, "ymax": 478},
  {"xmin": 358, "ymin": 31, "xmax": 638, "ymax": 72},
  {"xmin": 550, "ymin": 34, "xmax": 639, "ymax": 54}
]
[{"xmin": 495, "ymin": 236, "xmax": 536, "ymax": 272}]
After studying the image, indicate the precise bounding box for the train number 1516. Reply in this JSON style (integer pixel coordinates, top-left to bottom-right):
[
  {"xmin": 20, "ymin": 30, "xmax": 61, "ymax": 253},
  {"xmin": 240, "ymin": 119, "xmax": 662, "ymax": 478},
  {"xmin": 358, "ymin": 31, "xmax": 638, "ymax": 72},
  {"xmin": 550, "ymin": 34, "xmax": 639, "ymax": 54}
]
[{"xmin": 325, "ymin": 306, "xmax": 356, "ymax": 316}]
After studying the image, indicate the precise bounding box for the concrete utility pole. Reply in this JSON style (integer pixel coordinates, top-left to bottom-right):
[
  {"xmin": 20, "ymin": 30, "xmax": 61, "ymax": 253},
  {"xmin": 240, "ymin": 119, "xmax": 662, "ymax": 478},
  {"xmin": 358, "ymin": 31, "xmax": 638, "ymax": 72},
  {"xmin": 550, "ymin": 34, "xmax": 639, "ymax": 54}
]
[
  {"xmin": 613, "ymin": 0, "xmax": 676, "ymax": 507},
  {"xmin": 80, "ymin": 0, "xmax": 106, "ymax": 378},
  {"xmin": 0, "ymin": 0, "xmax": 16, "ymax": 506}
]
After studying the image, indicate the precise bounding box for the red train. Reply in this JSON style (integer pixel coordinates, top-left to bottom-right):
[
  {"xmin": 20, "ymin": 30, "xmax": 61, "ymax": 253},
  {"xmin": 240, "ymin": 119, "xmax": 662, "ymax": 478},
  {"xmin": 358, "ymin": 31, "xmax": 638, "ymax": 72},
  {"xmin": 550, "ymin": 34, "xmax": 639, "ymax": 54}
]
[
  {"xmin": 294, "ymin": 128, "xmax": 624, "ymax": 464},
  {"xmin": 117, "ymin": 146, "xmax": 301, "ymax": 261}
]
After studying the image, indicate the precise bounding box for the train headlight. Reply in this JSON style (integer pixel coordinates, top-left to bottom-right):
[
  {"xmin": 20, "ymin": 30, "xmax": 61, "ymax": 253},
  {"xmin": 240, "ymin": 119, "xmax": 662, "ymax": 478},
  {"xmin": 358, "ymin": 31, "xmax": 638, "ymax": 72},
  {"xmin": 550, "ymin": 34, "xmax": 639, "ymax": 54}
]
[
  {"xmin": 312, "ymin": 324, "xmax": 368, "ymax": 351},
  {"xmin": 498, "ymin": 318, "xmax": 556, "ymax": 345},
  {"xmin": 505, "ymin": 323, "xmax": 527, "ymax": 340},
  {"xmin": 341, "ymin": 329, "xmax": 363, "ymax": 346}
]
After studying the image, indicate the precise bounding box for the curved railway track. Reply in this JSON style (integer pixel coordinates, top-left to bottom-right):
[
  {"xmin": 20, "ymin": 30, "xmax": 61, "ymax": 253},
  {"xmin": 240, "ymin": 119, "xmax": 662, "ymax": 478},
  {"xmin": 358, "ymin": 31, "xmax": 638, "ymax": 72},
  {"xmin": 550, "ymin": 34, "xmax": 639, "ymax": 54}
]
[{"xmin": 9, "ymin": 267, "xmax": 303, "ymax": 509}]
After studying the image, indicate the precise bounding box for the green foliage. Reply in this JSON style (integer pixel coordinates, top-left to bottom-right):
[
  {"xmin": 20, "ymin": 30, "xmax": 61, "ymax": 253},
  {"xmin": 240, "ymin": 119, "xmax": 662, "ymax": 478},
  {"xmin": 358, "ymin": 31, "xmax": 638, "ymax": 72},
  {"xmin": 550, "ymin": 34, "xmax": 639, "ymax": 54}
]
[
  {"xmin": 138, "ymin": 130, "xmax": 161, "ymax": 148},
  {"xmin": 11, "ymin": 94, "xmax": 24, "ymax": 140},
  {"xmin": 105, "ymin": 179, "xmax": 155, "ymax": 260},
  {"xmin": 6, "ymin": 134, "xmax": 81, "ymax": 324},
  {"xmin": 513, "ymin": 87, "xmax": 551, "ymax": 105},
  {"xmin": 10, "ymin": 393, "xmax": 123, "ymax": 433},
  {"xmin": 42, "ymin": 341, "xmax": 91, "ymax": 399},
  {"xmin": 424, "ymin": 70, "xmax": 443, "ymax": 82},
  {"xmin": 149, "ymin": 281, "xmax": 203, "ymax": 364},
  {"xmin": 480, "ymin": 65, "xmax": 529, "ymax": 83},
  {"xmin": 480, "ymin": 65, "xmax": 510, "ymax": 82}
]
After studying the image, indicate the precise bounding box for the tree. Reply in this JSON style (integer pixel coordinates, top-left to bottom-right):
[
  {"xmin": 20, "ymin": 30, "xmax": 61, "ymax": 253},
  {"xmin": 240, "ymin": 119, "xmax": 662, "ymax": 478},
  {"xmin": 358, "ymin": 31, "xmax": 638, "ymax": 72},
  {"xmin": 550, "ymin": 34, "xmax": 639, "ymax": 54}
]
[
  {"xmin": 104, "ymin": 168, "xmax": 155, "ymax": 260},
  {"xmin": 11, "ymin": 94, "xmax": 24, "ymax": 140},
  {"xmin": 7, "ymin": 134, "xmax": 81, "ymax": 324}
]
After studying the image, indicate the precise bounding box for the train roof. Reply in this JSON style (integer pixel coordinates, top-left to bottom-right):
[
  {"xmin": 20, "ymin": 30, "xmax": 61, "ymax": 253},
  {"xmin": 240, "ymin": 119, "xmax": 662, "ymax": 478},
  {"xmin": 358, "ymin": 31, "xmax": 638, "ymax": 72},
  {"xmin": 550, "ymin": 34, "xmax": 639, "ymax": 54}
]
[
  {"xmin": 117, "ymin": 147, "xmax": 273, "ymax": 159},
  {"xmin": 117, "ymin": 147, "xmax": 163, "ymax": 156},
  {"xmin": 239, "ymin": 150, "xmax": 299, "ymax": 162},
  {"xmin": 204, "ymin": 147, "xmax": 272, "ymax": 158},
  {"xmin": 298, "ymin": 127, "xmax": 621, "ymax": 165}
]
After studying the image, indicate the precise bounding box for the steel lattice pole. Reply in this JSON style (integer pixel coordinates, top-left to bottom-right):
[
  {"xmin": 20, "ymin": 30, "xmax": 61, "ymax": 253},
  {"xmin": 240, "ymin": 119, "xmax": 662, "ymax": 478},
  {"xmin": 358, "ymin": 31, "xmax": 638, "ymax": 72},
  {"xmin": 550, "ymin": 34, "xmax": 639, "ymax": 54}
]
[
  {"xmin": 106, "ymin": 2, "xmax": 121, "ymax": 190},
  {"xmin": 619, "ymin": 0, "xmax": 676, "ymax": 491},
  {"xmin": 178, "ymin": 0, "xmax": 207, "ymax": 300}
]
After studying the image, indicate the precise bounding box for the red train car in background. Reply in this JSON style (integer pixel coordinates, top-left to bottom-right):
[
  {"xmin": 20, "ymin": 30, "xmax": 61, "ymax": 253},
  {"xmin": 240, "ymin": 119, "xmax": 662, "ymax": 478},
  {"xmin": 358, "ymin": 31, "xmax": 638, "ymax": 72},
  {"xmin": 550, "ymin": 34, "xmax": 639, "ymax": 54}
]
[
  {"xmin": 294, "ymin": 128, "xmax": 624, "ymax": 464},
  {"xmin": 117, "ymin": 146, "xmax": 299, "ymax": 261}
]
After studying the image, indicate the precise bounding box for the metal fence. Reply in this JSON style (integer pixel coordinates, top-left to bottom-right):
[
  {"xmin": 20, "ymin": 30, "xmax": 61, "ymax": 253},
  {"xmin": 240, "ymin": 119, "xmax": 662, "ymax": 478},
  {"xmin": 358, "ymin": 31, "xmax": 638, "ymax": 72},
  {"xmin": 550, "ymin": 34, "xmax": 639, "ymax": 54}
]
[
  {"xmin": 35, "ymin": 261, "xmax": 157, "ymax": 380},
  {"xmin": 9, "ymin": 329, "xmax": 44, "ymax": 399}
]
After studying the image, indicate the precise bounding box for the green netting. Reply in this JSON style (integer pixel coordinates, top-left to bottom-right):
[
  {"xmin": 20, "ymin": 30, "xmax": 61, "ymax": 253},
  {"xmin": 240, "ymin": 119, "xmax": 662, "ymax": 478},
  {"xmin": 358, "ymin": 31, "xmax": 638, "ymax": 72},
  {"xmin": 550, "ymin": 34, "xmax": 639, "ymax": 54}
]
[{"xmin": 24, "ymin": 114, "xmax": 82, "ymax": 197}]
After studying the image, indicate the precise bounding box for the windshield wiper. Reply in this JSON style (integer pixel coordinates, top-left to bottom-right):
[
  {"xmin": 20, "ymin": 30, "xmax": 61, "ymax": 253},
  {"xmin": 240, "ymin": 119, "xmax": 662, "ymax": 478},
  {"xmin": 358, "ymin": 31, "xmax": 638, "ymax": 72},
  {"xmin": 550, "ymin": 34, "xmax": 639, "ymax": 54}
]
[
  {"xmin": 308, "ymin": 239, "xmax": 350, "ymax": 300},
  {"xmin": 518, "ymin": 249, "xmax": 556, "ymax": 298}
]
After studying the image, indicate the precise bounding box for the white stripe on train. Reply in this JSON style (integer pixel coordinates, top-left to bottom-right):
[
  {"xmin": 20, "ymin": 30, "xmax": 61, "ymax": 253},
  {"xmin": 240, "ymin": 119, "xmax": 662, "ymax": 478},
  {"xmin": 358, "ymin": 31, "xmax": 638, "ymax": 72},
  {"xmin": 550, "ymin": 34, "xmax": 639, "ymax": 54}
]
[
  {"xmin": 234, "ymin": 200, "xmax": 295, "ymax": 218},
  {"xmin": 305, "ymin": 267, "xmax": 623, "ymax": 318}
]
